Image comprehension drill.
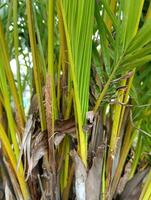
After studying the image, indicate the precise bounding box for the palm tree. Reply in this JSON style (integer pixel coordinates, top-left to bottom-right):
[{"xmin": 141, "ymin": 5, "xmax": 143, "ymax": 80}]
[{"xmin": 0, "ymin": 0, "xmax": 151, "ymax": 199}]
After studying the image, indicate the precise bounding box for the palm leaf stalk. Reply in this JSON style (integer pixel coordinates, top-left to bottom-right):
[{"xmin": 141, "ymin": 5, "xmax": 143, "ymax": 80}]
[
  {"xmin": 26, "ymin": 0, "xmax": 46, "ymax": 131},
  {"xmin": 13, "ymin": 0, "xmax": 23, "ymax": 110},
  {"xmin": 0, "ymin": 19, "xmax": 25, "ymax": 132}
]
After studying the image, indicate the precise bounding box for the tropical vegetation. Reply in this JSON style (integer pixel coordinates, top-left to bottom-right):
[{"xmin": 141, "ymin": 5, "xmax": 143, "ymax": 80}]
[{"xmin": 0, "ymin": 0, "xmax": 151, "ymax": 199}]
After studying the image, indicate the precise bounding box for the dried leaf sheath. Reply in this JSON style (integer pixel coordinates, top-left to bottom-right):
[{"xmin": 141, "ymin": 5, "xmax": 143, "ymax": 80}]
[
  {"xmin": 45, "ymin": 74, "xmax": 56, "ymax": 171},
  {"xmin": 45, "ymin": 74, "xmax": 56, "ymax": 199}
]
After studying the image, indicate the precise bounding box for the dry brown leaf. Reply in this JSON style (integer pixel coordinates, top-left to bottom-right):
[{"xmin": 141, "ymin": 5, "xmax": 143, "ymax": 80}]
[
  {"xmin": 17, "ymin": 114, "xmax": 35, "ymax": 170},
  {"xmin": 45, "ymin": 74, "xmax": 56, "ymax": 173},
  {"xmin": 4, "ymin": 159, "xmax": 23, "ymax": 200},
  {"xmin": 86, "ymin": 111, "xmax": 94, "ymax": 123},
  {"xmin": 4, "ymin": 183, "xmax": 14, "ymax": 200},
  {"xmin": 29, "ymin": 93, "xmax": 39, "ymax": 115},
  {"xmin": 27, "ymin": 132, "xmax": 47, "ymax": 178},
  {"xmin": 89, "ymin": 112, "xmax": 104, "ymax": 157},
  {"xmin": 118, "ymin": 168, "xmax": 149, "ymax": 200},
  {"xmin": 70, "ymin": 150, "xmax": 87, "ymax": 200},
  {"xmin": 0, "ymin": 186, "xmax": 4, "ymax": 200},
  {"xmin": 45, "ymin": 74, "xmax": 52, "ymax": 136},
  {"xmin": 54, "ymin": 118, "xmax": 76, "ymax": 146},
  {"xmin": 55, "ymin": 117, "xmax": 75, "ymax": 133},
  {"xmin": 117, "ymin": 161, "xmax": 132, "ymax": 194},
  {"xmin": 86, "ymin": 145, "xmax": 105, "ymax": 200},
  {"xmin": 54, "ymin": 133, "xmax": 65, "ymax": 146},
  {"xmin": 54, "ymin": 117, "xmax": 76, "ymax": 146}
]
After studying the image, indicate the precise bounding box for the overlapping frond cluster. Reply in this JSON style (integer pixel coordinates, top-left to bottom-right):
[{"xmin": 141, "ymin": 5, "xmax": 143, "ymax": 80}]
[{"xmin": 0, "ymin": 0, "xmax": 151, "ymax": 199}]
